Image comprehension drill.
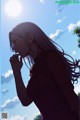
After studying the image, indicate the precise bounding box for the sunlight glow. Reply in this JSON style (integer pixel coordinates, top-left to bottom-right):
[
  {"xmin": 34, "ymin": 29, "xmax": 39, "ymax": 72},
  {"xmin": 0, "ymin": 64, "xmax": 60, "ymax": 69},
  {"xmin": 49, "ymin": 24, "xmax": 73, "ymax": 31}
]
[{"xmin": 5, "ymin": 0, "xmax": 23, "ymax": 17}]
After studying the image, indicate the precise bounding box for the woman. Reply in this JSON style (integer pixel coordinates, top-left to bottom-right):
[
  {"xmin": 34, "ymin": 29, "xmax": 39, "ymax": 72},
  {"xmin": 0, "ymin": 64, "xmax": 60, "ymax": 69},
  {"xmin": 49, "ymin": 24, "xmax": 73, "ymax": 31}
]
[{"xmin": 9, "ymin": 22, "xmax": 80, "ymax": 120}]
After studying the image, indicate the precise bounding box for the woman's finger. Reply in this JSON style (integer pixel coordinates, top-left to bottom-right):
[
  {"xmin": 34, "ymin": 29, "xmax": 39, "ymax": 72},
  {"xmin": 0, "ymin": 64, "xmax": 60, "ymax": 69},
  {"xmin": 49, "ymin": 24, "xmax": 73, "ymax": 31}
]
[{"xmin": 10, "ymin": 54, "xmax": 19, "ymax": 62}]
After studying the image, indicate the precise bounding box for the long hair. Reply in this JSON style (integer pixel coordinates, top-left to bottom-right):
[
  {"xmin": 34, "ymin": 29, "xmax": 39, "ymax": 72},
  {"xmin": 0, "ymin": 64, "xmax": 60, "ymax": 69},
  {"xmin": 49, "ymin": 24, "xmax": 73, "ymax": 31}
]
[{"xmin": 9, "ymin": 22, "xmax": 80, "ymax": 84}]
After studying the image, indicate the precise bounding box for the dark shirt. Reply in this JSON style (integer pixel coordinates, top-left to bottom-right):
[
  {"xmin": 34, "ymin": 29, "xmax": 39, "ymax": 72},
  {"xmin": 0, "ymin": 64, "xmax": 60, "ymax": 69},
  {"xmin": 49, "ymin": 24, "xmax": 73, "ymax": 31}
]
[{"xmin": 27, "ymin": 51, "xmax": 79, "ymax": 120}]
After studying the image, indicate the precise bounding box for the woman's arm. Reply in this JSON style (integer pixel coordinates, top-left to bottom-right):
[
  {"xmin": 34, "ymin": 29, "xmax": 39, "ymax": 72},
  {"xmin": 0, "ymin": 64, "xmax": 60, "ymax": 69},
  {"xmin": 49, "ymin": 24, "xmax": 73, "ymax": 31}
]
[
  {"xmin": 47, "ymin": 52, "xmax": 80, "ymax": 116},
  {"xmin": 9, "ymin": 54, "xmax": 33, "ymax": 106},
  {"xmin": 13, "ymin": 70, "xmax": 33, "ymax": 106}
]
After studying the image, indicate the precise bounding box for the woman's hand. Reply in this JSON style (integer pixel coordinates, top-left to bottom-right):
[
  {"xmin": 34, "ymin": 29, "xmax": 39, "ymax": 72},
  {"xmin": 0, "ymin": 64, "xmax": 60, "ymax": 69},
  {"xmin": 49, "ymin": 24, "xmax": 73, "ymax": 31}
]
[{"xmin": 9, "ymin": 54, "xmax": 23, "ymax": 72}]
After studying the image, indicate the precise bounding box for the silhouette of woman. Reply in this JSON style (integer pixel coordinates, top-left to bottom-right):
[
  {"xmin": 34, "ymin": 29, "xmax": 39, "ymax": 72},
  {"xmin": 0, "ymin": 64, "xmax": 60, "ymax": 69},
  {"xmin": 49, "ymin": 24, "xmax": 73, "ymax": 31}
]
[{"xmin": 9, "ymin": 22, "xmax": 80, "ymax": 120}]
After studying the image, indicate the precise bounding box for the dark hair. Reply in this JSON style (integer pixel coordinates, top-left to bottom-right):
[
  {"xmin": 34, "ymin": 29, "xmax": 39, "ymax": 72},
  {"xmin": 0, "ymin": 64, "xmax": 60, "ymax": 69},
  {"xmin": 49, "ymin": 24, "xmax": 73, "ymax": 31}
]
[
  {"xmin": 56, "ymin": 46, "xmax": 80, "ymax": 84},
  {"xmin": 9, "ymin": 22, "xmax": 80, "ymax": 84}
]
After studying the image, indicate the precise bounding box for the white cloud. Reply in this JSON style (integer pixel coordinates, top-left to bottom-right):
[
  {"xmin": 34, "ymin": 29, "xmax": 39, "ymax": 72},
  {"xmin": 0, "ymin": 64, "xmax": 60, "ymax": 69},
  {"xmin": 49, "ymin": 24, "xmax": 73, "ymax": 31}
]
[
  {"xmin": 56, "ymin": 9, "xmax": 63, "ymax": 15},
  {"xmin": 67, "ymin": 23, "xmax": 76, "ymax": 32},
  {"xmin": 57, "ymin": 19, "xmax": 62, "ymax": 23},
  {"xmin": 74, "ymin": 85, "xmax": 80, "ymax": 94},
  {"xmin": 3, "ymin": 70, "xmax": 13, "ymax": 78},
  {"xmin": 1, "ymin": 97, "xmax": 19, "ymax": 110},
  {"xmin": 77, "ymin": 21, "xmax": 80, "ymax": 26},
  {"xmin": 57, "ymin": 16, "xmax": 66, "ymax": 24},
  {"xmin": 56, "ymin": 4, "xmax": 68, "ymax": 15},
  {"xmin": 1, "ymin": 70, "xmax": 13, "ymax": 84},
  {"xmin": 2, "ymin": 89, "xmax": 9, "ymax": 94},
  {"xmin": 49, "ymin": 29, "xmax": 63, "ymax": 40},
  {"xmin": 39, "ymin": 0, "xmax": 45, "ymax": 4},
  {"xmin": 72, "ymin": 50, "xmax": 76, "ymax": 55},
  {"xmin": 67, "ymin": 21, "xmax": 80, "ymax": 32},
  {"xmin": 10, "ymin": 115, "xmax": 27, "ymax": 120}
]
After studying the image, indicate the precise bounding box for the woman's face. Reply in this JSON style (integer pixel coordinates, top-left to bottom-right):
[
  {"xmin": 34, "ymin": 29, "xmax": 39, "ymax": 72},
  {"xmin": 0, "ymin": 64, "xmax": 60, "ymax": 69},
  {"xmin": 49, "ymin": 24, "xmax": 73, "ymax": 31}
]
[{"xmin": 10, "ymin": 36, "xmax": 30, "ymax": 58}]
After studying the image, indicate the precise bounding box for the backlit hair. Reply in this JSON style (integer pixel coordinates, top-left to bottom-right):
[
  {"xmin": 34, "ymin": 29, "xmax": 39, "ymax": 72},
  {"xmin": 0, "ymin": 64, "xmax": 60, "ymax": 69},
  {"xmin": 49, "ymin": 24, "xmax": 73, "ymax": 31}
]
[{"xmin": 9, "ymin": 22, "xmax": 80, "ymax": 84}]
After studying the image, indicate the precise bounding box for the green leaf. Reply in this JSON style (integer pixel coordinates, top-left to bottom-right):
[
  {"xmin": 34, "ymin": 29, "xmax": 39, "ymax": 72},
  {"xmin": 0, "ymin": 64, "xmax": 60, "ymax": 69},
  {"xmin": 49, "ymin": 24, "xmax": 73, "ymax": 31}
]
[{"xmin": 73, "ymin": 27, "xmax": 80, "ymax": 35}]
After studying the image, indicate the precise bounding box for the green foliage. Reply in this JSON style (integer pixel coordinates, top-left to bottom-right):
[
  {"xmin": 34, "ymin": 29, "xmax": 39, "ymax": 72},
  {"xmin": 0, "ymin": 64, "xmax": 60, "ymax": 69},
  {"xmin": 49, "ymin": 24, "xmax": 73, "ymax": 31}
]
[
  {"xmin": 73, "ymin": 27, "xmax": 80, "ymax": 48},
  {"xmin": 74, "ymin": 27, "xmax": 80, "ymax": 35},
  {"xmin": 78, "ymin": 92, "xmax": 80, "ymax": 97},
  {"xmin": 34, "ymin": 114, "xmax": 43, "ymax": 120},
  {"xmin": 78, "ymin": 38, "xmax": 80, "ymax": 48}
]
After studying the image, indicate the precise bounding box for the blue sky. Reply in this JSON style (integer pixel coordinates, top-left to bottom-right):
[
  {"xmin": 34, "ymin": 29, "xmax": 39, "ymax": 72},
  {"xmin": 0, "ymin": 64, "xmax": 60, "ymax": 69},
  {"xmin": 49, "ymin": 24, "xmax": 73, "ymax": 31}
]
[{"xmin": 1, "ymin": 0, "xmax": 80, "ymax": 120}]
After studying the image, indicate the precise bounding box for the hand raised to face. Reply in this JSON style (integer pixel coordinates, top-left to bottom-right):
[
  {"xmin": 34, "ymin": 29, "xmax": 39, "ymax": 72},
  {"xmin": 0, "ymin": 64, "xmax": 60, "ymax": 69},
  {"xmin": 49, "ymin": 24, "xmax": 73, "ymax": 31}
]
[{"xmin": 9, "ymin": 54, "xmax": 23, "ymax": 71}]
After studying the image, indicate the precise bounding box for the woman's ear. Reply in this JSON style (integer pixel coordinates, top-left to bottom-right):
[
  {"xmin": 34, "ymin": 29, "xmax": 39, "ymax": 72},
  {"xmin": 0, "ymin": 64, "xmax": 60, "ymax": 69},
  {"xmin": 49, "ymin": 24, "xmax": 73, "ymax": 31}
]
[{"xmin": 28, "ymin": 33, "xmax": 35, "ymax": 44}]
